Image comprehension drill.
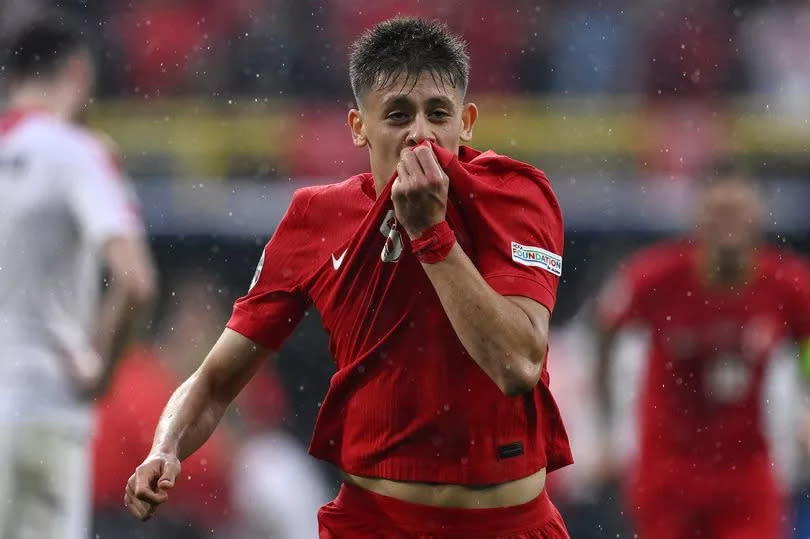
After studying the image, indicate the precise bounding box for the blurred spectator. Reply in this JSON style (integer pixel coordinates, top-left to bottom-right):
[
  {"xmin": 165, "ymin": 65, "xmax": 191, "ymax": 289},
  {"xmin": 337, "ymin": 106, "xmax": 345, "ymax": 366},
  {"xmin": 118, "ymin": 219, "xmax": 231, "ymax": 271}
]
[
  {"xmin": 108, "ymin": 0, "xmax": 251, "ymax": 96},
  {"xmin": 326, "ymin": 0, "xmax": 532, "ymax": 96},
  {"xmin": 287, "ymin": 102, "xmax": 369, "ymax": 178},
  {"xmin": 637, "ymin": 100, "xmax": 730, "ymax": 178},
  {"xmin": 639, "ymin": 0, "xmax": 734, "ymax": 99},
  {"xmin": 548, "ymin": 1, "xmax": 639, "ymax": 94},
  {"xmin": 740, "ymin": 1, "xmax": 810, "ymax": 118}
]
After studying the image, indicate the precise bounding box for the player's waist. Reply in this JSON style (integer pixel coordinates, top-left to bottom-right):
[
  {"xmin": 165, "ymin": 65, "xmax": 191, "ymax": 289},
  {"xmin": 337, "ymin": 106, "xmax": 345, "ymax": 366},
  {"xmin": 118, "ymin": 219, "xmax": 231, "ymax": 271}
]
[
  {"xmin": 638, "ymin": 442, "xmax": 770, "ymax": 473},
  {"xmin": 340, "ymin": 467, "xmax": 546, "ymax": 509}
]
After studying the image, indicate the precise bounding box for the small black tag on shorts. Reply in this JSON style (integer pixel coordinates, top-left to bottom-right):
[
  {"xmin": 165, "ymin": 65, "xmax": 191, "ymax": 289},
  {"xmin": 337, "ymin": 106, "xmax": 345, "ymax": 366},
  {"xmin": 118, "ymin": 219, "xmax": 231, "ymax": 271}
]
[{"xmin": 497, "ymin": 441, "xmax": 524, "ymax": 460}]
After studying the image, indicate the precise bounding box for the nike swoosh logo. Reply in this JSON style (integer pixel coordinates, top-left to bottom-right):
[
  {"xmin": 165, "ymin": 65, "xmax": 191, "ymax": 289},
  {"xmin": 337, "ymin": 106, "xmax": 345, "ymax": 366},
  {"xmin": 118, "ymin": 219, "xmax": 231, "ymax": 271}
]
[{"xmin": 332, "ymin": 249, "xmax": 348, "ymax": 270}]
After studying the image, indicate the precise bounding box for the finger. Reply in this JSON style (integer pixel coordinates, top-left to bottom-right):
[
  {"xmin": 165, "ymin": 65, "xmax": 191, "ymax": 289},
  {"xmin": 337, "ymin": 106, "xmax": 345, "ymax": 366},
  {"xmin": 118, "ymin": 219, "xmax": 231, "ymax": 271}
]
[
  {"xmin": 133, "ymin": 465, "xmax": 153, "ymax": 496},
  {"xmin": 124, "ymin": 489, "xmax": 150, "ymax": 520},
  {"xmin": 134, "ymin": 471, "xmax": 168, "ymax": 505},
  {"xmin": 413, "ymin": 146, "xmax": 444, "ymax": 184},
  {"xmin": 395, "ymin": 162, "xmax": 410, "ymax": 190},
  {"xmin": 400, "ymin": 148, "xmax": 424, "ymax": 177},
  {"xmin": 127, "ymin": 473, "xmax": 137, "ymax": 492},
  {"xmin": 127, "ymin": 483, "xmax": 158, "ymax": 511}
]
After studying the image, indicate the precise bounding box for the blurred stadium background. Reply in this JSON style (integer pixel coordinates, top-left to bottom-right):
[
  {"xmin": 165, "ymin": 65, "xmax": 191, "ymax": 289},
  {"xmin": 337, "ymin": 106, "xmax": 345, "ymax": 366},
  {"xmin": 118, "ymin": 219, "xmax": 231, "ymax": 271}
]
[{"xmin": 3, "ymin": 0, "xmax": 810, "ymax": 537}]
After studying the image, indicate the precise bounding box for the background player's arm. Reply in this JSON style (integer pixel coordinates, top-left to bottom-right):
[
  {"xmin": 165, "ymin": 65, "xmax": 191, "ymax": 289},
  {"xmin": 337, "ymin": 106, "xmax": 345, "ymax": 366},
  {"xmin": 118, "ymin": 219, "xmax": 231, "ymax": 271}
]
[
  {"xmin": 90, "ymin": 235, "xmax": 156, "ymax": 395},
  {"xmin": 125, "ymin": 328, "xmax": 269, "ymax": 521},
  {"xmin": 595, "ymin": 323, "xmax": 620, "ymax": 421}
]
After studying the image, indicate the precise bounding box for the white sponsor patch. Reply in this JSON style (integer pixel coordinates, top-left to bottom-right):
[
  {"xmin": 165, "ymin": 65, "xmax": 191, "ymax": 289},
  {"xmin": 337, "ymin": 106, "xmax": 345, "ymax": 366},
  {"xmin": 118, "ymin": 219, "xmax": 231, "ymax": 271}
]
[{"xmin": 511, "ymin": 242, "xmax": 562, "ymax": 276}]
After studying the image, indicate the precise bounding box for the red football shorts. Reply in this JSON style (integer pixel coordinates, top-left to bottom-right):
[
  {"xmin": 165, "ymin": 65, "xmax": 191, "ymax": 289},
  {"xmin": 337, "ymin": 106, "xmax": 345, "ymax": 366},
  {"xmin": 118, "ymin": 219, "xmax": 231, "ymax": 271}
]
[
  {"xmin": 631, "ymin": 461, "xmax": 786, "ymax": 539},
  {"xmin": 317, "ymin": 482, "xmax": 570, "ymax": 538}
]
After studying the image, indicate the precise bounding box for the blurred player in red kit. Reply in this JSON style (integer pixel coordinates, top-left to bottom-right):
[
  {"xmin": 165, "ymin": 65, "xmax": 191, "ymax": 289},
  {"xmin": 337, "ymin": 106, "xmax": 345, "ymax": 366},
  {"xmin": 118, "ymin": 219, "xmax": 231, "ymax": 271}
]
[
  {"xmin": 125, "ymin": 17, "xmax": 572, "ymax": 538},
  {"xmin": 596, "ymin": 171, "xmax": 810, "ymax": 539}
]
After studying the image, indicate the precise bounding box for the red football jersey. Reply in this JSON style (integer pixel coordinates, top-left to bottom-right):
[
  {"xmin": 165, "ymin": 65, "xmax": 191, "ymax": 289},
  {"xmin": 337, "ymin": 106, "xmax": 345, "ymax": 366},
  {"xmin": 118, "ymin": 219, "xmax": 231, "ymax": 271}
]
[
  {"xmin": 227, "ymin": 144, "xmax": 572, "ymax": 484},
  {"xmin": 599, "ymin": 240, "xmax": 810, "ymax": 477}
]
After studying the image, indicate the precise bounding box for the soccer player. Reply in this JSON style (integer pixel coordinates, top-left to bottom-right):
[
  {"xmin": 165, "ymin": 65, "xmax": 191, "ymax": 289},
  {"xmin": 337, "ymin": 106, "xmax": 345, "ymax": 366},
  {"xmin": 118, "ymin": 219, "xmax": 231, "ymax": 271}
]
[
  {"xmin": 0, "ymin": 15, "xmax": 156, "ymax": 539},
  {"xmin": 596, "ymin": 171, "xmax": 810, "ymax": 539},
  {"xmin": 125, "ymin": 18, "xmax": 572, "ymax": 537}
]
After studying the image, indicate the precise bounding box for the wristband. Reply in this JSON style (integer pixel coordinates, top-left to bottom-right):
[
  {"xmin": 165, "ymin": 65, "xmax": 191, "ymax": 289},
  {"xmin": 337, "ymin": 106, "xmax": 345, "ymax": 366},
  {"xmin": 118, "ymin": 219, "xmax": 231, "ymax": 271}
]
[{"xmin": 410, "ymin": 221, "xmax": 455, "ymax": 264}]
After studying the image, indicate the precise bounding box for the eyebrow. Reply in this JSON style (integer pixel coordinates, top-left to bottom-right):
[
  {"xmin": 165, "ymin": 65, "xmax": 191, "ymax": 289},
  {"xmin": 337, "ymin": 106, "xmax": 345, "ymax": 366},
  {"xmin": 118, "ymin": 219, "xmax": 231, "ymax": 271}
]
[{"xmin": 381, "ymin": 94, "xmax": 456, "ymax": 110}]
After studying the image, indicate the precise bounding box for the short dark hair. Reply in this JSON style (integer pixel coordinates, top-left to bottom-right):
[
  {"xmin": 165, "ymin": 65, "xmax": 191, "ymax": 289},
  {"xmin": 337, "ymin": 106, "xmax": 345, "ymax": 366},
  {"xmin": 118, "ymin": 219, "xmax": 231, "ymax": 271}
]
[
  {"xmin": 349, "ymin": 17, "xmax": 470, "ymax": 103},
  {"xmin": 7, "ymin": 13, "xmax": 88, "ymax": 81}
]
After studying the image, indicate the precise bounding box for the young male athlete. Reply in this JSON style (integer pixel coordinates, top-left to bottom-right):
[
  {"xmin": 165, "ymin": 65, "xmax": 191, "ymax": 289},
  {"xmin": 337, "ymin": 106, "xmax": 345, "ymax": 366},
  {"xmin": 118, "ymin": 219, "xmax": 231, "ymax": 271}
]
[
  {"xmin": 596, "ymin": 172, "xmax": 810, "ymax": 539},
  {"xmin": 125, "ymin": 18, "xmax": 572, "ymax": 537},
  {"xmin": 0, "ymin": 14, "xmax": 156, "ymax": 539}
]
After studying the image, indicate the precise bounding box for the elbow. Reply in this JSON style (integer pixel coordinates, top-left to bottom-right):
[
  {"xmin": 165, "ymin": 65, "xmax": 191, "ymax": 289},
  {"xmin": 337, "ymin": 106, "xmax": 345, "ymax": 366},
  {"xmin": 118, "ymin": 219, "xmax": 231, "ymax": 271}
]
[
  {"xmin": 498, "ymin": 362, "xmax": 543, "ymax": 397},
  {"xmin": 496, "ymin": 337, "xmax": 548, "ymax": 397}
]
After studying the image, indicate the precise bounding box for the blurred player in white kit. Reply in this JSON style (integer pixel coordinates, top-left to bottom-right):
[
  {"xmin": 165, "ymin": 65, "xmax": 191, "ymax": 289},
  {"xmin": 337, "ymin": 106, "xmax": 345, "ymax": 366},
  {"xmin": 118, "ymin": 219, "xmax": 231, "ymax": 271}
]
[{"xmin": 0, "ymin": 13, "xmax": 156, "ymax": 539}]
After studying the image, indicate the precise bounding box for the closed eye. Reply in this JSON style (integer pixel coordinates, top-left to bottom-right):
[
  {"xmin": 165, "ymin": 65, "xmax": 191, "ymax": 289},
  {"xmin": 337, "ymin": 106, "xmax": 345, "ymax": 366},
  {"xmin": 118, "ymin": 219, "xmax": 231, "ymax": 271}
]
[{"xmin": 386, "ymin": 111, "xmax": 410, "ymax": 123}]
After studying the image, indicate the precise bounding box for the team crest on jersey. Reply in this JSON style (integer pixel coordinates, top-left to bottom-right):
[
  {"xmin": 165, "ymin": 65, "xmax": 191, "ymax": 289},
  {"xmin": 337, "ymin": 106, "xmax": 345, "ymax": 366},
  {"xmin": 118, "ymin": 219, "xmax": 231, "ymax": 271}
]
[
  {"xmin": 379, "ymin": 210, "xmax": 403, "ymax": 263},
  {"xmin": 249, "ymin": 251, "xmax": 265, "ymax": 291},
  {"xmin": 511, "ymin": 242, "xmax": 562, "ymax": 276}
]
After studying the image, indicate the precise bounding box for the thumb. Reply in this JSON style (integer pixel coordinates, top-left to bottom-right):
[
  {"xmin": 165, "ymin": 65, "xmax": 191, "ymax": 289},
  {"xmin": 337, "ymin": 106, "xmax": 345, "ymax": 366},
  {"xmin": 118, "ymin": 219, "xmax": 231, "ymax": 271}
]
[{"xmin": 158, "ymin": 460, "xmax": 180, "ymax": 490}]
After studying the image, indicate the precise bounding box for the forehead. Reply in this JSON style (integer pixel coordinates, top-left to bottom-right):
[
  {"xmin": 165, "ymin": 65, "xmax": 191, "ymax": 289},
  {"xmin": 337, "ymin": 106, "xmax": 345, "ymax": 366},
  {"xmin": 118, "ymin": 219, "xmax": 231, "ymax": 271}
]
[{"xmin": 363, "ymin": 70, "xmax": 463, "ymax": 108}]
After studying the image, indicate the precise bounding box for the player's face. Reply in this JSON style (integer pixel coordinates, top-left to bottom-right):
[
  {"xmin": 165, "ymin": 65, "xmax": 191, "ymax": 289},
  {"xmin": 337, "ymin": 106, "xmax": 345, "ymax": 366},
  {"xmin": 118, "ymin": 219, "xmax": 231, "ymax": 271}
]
[
  {"xmin": 696, "ymin": 180, "xmax": 763, "ymax": 276},
  {"xmin": 348, "ymin": 70, "xmax": 477, "ymax": 188}
]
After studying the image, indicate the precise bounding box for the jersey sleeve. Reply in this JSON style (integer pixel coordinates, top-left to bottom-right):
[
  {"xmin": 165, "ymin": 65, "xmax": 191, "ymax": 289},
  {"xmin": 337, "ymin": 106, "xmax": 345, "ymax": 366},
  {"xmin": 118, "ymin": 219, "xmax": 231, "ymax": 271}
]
[
  {"xmin": 472, "ymin": 170, "xmax": 564, "ymax": 312},
  {"xmin": 782, "ymin": 257, "xmax": 810, "ymax": 340},
  {"xmin": 226, "ymin": 190, "xmax": 313, "ymax": 350},
  {"xmin": 596, "ymin": 253, "xmax": 656, "ymax": 331},
  {"xmin": 65, "ymin": 133, "xmax": 143, "ymax": 246}
]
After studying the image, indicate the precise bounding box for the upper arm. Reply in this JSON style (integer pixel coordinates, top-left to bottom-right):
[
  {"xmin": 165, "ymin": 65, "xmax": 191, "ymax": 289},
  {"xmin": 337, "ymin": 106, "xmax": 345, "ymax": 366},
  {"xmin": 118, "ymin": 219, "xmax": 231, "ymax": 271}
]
[
  {"xmin": 472, "ymin": 170, "xmax": 564, "ymax": 313},
  {"xmin": 198, "ymin": 328, "xmax": 271, "ymax": 404},
  {"xmin": 103, "ymin": 236, "xmax": 157, "ymax": 303},
  {"xmin": 596, "ymin": 254, "xmax": 654, "ymax": 332},
  {"xmin": 64, "ymin": 133, "xmax": 142, "ymax": 246}
]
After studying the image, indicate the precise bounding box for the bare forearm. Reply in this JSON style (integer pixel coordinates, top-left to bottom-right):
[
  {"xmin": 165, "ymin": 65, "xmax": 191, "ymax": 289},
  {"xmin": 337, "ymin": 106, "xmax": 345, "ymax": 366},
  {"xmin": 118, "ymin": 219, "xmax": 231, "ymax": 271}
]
[
  {"xmin": 151, "ymin": 329, "xmax": 268, "ymax": 460},
  {"xmin": 94, "ymin": 283, "xmax": 150, "ymax": 390},
  {"xmin": 595, "ymin": 328, "xmax": 617, "ymax": 421},
  {"xmin": 151, "ymin": 372, "xmax": 228, "ymax": 461},
  {"xmin": 420, "ymin": 243, "xmax": 547, "ymax": 395}
]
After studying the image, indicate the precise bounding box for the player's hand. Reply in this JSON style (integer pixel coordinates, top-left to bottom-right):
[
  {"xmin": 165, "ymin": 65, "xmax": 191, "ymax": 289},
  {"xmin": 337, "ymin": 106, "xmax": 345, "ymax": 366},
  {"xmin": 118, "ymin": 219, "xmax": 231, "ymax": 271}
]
[
  {"xmin": 392, "ymin": 145, "xmax": 449, "ymax": 239},
  {"xmin": 124, "ymin": 452, "xmax": 181, "ymax": 521},
  {"xmin": 799, "ymin": 409, "xmax": 810, "ymax": 457},
  {"xmin": 65, "ymin": 348, "xmax": 105, "ymax": 401}
]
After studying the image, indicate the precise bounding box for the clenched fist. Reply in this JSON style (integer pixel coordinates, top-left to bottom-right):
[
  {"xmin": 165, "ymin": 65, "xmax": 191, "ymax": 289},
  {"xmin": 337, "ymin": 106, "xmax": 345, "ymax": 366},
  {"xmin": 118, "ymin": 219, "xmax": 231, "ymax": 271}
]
[
  {"xmin": 124, "ymin": 452, "xmax": 181, "ymax": 521},
  {"xmin": 392, "ymin": 144, "xmax": 449, "ymax": 239}
]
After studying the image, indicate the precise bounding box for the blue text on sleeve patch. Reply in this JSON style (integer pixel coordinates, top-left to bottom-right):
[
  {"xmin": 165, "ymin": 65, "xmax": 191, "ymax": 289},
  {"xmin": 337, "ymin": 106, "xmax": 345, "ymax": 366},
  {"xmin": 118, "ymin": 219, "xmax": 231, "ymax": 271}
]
[{"xmin": 511, "ymin": 241, "xmax": 563, "ymax": 276}]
